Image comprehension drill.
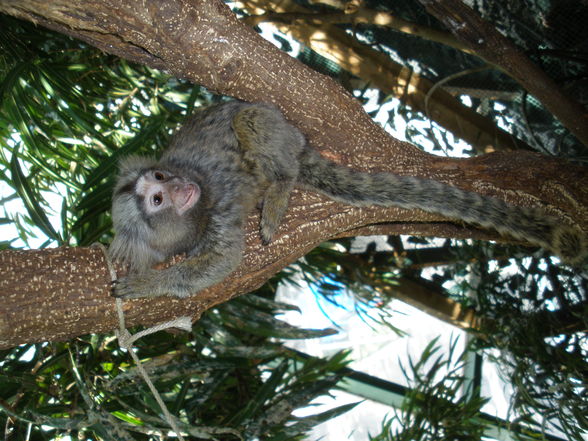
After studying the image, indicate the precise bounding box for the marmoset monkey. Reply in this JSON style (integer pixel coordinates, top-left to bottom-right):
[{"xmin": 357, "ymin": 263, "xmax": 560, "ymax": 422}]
[{"xmin": 110, "ymin": 101, "xmax": 586, "ymax": 299}]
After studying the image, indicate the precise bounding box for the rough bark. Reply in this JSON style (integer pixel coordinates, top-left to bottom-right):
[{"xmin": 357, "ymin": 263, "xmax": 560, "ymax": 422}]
[
  {"xmin": 0, "ymin": 0, "xmax": 586, "ymax": 347},
  {"xmin": 418, "ymin": 0, "xmax": 588, "ymax": 148}
]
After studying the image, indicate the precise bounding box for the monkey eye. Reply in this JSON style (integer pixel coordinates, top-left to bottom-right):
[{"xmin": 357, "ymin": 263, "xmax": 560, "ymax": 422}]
[
  {"xmin": 154, "ymin": 171, "xmax": 166, "ymax": 181},
  {"xmin": 152, "ymin": 193, "xmax": 163, "ymax": 206}
]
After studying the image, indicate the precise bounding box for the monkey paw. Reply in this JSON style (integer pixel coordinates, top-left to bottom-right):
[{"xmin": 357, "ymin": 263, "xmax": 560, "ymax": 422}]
[
  {"xmin": 260, "ymin": 208, "xmax": 280, "ymax": 245},
  {"xmin": 111, "ymin": 275, "xmax": 160, "ymax": 299},
  {"xmin": 260, "ymin": 223, "xmax": 274, "ymax": 246},
  {"xmin": 111, "ymin": 270, "xmax": 194, "ymax": 299}
]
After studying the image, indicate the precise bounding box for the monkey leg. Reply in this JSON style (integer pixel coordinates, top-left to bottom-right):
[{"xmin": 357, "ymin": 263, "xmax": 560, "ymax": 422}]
[
  {"xmin": 232, "ymin": 105, "xmax": 304, "ymax": 173},
  {"xmin": 260, "ymin": 178, "xmax": 296, "ymax": 244},
  {"xmin": 232, "ymin": 105, "xmax": 304, "ymax": 244}
]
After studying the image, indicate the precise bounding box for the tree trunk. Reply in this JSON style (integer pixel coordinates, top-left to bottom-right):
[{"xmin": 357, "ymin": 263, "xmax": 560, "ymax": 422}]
[{"xmin": 0, "ymin": 0, "xmax": 586, "ymax": 348}]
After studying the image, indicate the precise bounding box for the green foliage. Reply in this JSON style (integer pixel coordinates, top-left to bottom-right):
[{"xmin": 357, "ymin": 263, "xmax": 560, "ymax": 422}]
[
  {"xmin": 470, "ymin": 255, "xmax": 588, "ymax": 441},
  {"xmin": 370, "ymin": 337, "xmax": 490, "ymax": 441},
  {"xmin": 0, "ymin": 15, "xmax": 203, "ymax": 249},
  {"xmin": 302, "ymin": 234, "xmax": 588, "ymax": 439},
  {"xmin": 373, "ymin": 238, "xmax": 588, "ymax": 440},
  {"xmin": 0, "ymin": 291, "xmax": 352, "ymax": 440}
]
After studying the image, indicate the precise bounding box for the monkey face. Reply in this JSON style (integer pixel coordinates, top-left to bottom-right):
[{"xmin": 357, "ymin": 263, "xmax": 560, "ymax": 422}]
[
  {"xmin": 134, "ymin": 170, "xmax": 202, "ymax": 258},
  {"xmin": 110, "ymin": 163, "xmax": 203, "ymax": 272},
  {"xmin": 137, "ymin": 170, "xmax": 200, "ymax": 217}
]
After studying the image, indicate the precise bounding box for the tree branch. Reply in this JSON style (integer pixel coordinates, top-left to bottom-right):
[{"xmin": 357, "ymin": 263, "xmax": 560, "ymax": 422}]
[
  {"xmin": 0, "ymin": 197, "xmax": 482, "ymax": 348},
  {"xmin": 243, "ymin": 9, "xmax": 475, "ymax": 55},
  {"xmin": 418, "ymin": 0, "xmax": 588, "ymax": 148},
  {"xmin": 237, "ymin": 0, "xmax": 532, "ymax": 154}
]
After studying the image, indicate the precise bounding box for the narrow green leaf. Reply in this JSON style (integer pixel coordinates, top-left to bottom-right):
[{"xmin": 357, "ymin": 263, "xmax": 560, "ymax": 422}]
[{"xmin": 9, "ymin": 150, "xmax": 60, "ymax": 242}]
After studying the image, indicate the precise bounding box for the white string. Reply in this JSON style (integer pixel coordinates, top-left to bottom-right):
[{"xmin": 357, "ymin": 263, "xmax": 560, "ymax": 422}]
[
  {"xmin": 94, "ymin": 243, "xmax": 190, "ymax": 441},
  {"xmin": 114, "ymin": 299, "xmax": 189, "ymax": 441}
]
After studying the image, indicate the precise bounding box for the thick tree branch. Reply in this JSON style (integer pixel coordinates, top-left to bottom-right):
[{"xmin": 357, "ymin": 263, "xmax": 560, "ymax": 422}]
[
  {"xmin": 1, "ymin": 158, "xmax": 586, "ymax": 348},
  {"xmin": 0, "ymin": 196, "xmax": 485, "ymax": 348},
  {"xmin": 0, "ymin": 0, "xmax": 586, "ymax": 347}
]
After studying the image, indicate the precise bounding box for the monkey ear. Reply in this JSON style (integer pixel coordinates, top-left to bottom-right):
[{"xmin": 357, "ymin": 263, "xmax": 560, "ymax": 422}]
[
  {"xmin": 113, "ymin": 155, "xmax": 157, "ymax": 197},
  {"xmin": 113, "ymin": 155, "xmax": 159, "ymax": 192},
  {"xmin": 117, "ymin": 155, "xmax": 158, "ymax": 174},
  {"xmin": 110, "ymin": 186, "xmax": 162, "ymax": 273}
]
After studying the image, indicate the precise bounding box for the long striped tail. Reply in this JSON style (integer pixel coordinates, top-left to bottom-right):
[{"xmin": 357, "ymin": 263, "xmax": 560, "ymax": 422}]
[{"xmin": 297, "ymin": 147, "xmax": 586, "ymax": 265}]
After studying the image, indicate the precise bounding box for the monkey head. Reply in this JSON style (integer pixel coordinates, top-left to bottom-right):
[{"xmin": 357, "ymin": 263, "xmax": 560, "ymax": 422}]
[{"xmin": 109, "ymin": 156, "xmax": 202, "ymax": 273}]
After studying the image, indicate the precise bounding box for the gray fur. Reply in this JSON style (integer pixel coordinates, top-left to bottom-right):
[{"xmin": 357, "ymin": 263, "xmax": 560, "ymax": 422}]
[{"xmin": 110, "ymin": 101, "xmax": 586, "ymax": 299}]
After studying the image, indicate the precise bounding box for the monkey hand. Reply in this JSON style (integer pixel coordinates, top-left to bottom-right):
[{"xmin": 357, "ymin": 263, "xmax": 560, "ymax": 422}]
[
  {"xmin": 111, "ymin": 269, "xmax": 193, "ymax": 299},
  {"xmin": 112, "ymin": 272, "xmax": 161, "ymax": 299},
  {"xmin": 111, "ymin": 255, "xmax": 236, "ymax": 299}
]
